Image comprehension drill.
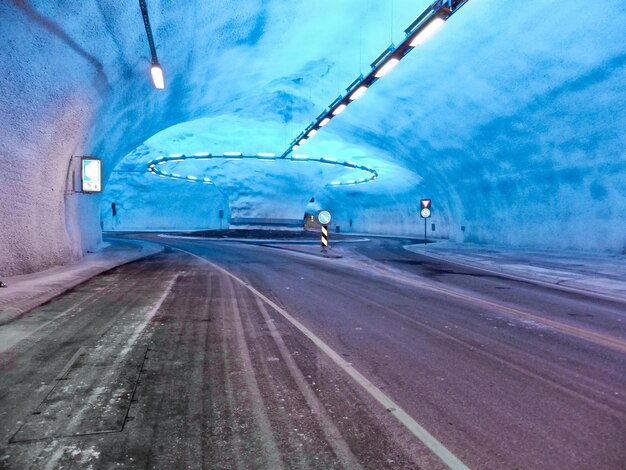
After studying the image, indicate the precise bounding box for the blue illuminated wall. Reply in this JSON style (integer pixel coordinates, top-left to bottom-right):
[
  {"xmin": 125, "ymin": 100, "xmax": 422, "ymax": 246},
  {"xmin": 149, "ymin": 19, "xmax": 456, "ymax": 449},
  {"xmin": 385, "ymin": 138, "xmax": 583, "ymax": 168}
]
[{"xmin": 1, "ymin": 0, "xmax": 625, "ymax": 274}]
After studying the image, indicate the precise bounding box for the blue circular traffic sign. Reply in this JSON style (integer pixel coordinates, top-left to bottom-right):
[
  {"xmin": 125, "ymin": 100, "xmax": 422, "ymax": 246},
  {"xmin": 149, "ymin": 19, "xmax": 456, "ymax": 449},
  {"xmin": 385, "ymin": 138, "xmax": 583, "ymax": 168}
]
[{"xmin": 318, "ymin": 210, "xmax": 332, "ymax": 225}]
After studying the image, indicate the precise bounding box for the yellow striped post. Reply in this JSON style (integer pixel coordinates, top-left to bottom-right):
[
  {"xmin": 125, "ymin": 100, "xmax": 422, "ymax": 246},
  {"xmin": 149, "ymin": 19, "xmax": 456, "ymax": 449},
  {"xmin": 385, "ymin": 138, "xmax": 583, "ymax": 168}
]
[{"xmin": 321, "ymin": 225, "xmax": 329, "ymax": 252}]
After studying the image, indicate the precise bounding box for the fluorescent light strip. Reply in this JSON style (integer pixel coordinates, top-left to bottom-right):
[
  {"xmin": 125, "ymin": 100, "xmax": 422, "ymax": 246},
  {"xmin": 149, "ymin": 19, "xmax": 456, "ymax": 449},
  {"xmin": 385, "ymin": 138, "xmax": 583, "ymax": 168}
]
[
  {"xmin": 332, "ymin": 104, "xmax": 347, "ymax": 116},
  {"xmin": 349, "ymin": 86, "xmax": 368, "ymax": 101},
  {"xmin": 375, "ymin": 57, "xmax": 400, "ymax": 78},
  {"xmin": 409, "ymin": 17, "xmax": 446, "ymax": 47},
  {"xmin": 307, "ymin": 129, "xmax": 318, "ymax": 137},
  {"xmin": 148, "ymin": 153, "xmax": 379, "ymax": 187},
  {"xmin": 276, "ymin": 2, "xmax": 470, "ymax": 159}
]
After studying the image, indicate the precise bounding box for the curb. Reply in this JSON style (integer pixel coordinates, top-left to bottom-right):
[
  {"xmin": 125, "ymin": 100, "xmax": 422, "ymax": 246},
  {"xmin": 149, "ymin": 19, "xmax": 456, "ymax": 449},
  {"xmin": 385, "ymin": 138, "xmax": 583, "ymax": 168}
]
[{"xmin": 404, "ymin": 245, "xmax": 626, "ymax": 303}]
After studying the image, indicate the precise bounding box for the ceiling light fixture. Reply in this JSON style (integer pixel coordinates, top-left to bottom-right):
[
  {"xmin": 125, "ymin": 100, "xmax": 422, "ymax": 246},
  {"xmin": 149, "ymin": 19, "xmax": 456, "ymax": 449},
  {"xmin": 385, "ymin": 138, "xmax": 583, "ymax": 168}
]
[
  {"xmin": 146, "ymin": 153, "xmax": 379, "ymax": 187},
  {"xmin": 150, "ymin": 65, "xmax": 165, "ymax": 89},
  {"xmin": 374, "ymin": 58, "xmax": 400, "ymax": 78},
  {"xmin": 279, "ymin": 0, "xmax": 469, "ymax": 158},
  {"xmin": 139, "ymin": 0, "xmax": 165, "ymax": 90},
  {"xmin": 349, "ymin": 86, "xmax": 368, "ymax": 101},
  {"xmin": 332, "ymin": 104, "xmax": 347, "ymax": 116},
  {"xmin": 409, "ymin": 16, "xmax": 446, "ymax": 46}
]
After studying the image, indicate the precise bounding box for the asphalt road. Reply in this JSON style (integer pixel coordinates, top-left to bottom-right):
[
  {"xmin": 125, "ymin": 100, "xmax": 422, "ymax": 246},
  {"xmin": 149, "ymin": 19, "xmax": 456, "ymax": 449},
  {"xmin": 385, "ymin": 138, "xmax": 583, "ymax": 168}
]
[{"xmin": 0, "ymin": 235, "xmax": 624, "ymax": 469}]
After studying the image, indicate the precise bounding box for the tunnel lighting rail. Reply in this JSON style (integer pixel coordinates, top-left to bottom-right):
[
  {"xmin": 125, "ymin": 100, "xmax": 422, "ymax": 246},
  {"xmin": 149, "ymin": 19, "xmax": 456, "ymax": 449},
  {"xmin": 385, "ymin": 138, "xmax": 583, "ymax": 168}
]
[
  {"xmin": 280, "ymin": 0, "xmax": 469, "ymax": 158},
  {"xmin": 139, "ymin": 0, "xmax": 165, "ymax": 89},
  {"xmin": 146, "ymin": 153, "xmax": 378, "ymax": 186}
]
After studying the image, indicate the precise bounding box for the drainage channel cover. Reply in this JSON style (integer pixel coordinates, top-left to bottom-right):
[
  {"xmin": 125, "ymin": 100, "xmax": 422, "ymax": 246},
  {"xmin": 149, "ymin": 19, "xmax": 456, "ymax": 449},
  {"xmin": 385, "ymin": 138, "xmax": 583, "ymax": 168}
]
[{"xmin": 11, "ymin": 346, "xmax": 147, "ymax": 443}]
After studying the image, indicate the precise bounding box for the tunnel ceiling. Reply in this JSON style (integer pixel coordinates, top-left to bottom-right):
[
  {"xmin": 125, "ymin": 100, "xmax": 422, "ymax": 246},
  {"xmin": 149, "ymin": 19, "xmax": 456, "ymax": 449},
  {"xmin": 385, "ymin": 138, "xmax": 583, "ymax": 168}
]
[
  {"xmin": 9, "ymin": 0, "xmax": 623, "ymax": 180},
  {"xmin": 89, "ymin": 0, "xmax": 432, "ymax": 164}
]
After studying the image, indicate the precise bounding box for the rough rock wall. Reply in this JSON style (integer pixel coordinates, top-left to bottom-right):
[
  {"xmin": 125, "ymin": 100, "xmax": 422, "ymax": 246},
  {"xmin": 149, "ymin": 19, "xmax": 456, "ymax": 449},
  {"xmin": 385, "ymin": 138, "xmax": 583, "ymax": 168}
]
[{"xmin": 0, "ymin": 1, "xmax": 102, "ymax": 275}]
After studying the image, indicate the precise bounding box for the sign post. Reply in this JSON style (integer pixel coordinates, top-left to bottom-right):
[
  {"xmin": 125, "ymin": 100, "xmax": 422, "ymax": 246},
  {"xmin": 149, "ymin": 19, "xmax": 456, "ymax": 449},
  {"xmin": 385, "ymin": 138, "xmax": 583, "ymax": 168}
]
[
  {"xmin": 318, "ymin": 210, "xmax": 332, "ymax": 253},
  {"xmin": 420, "ymin": 199, "xmax": 431, "ymax": 244},
  {"xmin": 321, "ymin": 225, "xmax": 329, "ymax": 252}
]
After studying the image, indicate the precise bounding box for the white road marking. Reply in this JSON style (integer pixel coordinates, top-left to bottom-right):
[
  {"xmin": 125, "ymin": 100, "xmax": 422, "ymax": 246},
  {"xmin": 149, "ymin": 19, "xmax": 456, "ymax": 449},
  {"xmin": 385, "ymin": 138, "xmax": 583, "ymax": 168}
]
[
  {"xmin": 255, "ymin": 298, "xmax": 361, "ymax": 469},
  {"xmin": 175, "ymin": 247, "xmax": 470, "ymax": 470}
]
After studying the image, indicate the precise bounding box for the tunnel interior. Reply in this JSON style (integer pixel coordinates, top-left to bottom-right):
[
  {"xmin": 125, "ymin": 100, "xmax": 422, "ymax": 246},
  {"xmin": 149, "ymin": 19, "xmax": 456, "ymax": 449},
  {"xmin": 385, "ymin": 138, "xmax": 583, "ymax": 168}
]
[{"xmin": 1, "ymin": 0, "xmax": 625, "ymax": 276}]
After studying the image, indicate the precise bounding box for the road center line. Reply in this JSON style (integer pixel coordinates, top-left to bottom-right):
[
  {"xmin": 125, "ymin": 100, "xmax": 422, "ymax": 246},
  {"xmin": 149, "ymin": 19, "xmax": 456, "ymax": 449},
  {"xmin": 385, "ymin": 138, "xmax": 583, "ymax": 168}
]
[{"xmin": 174, "ymin": 246, "xmax": 470, "ymax": 470}]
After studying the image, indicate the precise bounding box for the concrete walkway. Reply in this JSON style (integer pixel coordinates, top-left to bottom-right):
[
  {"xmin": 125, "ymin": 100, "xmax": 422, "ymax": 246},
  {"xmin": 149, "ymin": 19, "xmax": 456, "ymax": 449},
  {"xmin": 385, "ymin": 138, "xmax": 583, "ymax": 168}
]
[
  {"xmin": 0, "ymin": 238, "xmax": 162, "ymax": 325},
  {"xmin": 406, "ymin": 241, "xmax": 626, "ymax": 302}
]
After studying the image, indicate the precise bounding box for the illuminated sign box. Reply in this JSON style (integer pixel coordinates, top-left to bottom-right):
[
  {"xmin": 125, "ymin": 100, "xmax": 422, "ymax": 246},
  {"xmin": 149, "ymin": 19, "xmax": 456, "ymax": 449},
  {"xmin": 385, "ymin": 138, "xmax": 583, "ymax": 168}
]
[{"xmin": 81, "ymin": 157, "xmax": 102, "ymax": 193}]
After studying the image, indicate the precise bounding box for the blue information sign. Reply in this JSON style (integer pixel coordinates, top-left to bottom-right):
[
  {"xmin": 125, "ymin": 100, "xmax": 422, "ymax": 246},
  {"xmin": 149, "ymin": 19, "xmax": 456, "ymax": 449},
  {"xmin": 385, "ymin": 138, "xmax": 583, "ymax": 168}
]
[{"xmin": 318, "ymin": 210, "xmax": 332, "ymax": 225}]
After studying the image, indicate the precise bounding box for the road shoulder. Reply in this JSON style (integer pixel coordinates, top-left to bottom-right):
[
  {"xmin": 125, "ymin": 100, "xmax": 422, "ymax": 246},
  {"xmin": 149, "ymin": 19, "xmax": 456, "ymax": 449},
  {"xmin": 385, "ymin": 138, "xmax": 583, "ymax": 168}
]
[
  {"xmin": 405, "ymin": 241, "xmax": 626, "ymax": 302},
  {"xmin": 0, "ymin": 238, "xmax": 163, "ymax": 325}
]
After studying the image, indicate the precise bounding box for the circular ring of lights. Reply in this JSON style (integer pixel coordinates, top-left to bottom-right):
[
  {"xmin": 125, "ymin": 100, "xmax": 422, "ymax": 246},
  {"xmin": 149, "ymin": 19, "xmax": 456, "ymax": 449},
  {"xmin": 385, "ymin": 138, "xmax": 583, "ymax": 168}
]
[{"xmin": 147, "ymin": 152, "xmax": 378, "ymax": 186}]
